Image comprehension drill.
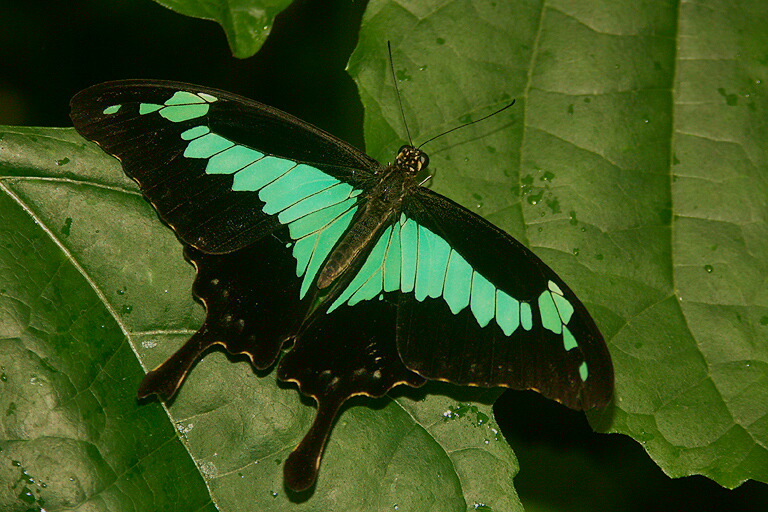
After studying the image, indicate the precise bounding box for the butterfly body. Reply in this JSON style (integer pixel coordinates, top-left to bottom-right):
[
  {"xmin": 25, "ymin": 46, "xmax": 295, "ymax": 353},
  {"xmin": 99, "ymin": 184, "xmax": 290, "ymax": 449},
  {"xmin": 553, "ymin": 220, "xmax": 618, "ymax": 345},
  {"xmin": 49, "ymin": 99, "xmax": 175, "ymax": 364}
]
[
  {"xmin": 315, "ymin": 146, "xmax": 424, "ymax": 291},
  {"xmin": 70, "ymin": 80, "xmax": 613, "ymax": 492}
]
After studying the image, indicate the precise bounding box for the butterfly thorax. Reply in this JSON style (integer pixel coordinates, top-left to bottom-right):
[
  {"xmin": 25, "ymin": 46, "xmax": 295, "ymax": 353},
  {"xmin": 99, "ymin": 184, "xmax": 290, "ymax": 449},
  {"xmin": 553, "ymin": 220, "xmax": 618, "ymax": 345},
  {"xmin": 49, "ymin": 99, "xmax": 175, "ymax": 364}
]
[
  {"xmin": 394, "ymin": 145, "xmax": 429, "ymax": 175},
  {"xmin": 314, "ymin": 148, "xmax": 428, "ymax": 294}
]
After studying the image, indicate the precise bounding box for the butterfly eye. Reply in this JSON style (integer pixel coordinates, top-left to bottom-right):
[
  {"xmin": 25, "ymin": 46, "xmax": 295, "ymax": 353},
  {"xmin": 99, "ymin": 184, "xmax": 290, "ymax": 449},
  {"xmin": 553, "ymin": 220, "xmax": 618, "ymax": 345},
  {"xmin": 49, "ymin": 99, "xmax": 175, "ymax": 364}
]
[
  {"xmin": 419, "ymin": 154, "xmax": 429, "ymax": 170},
  {"xmin": 398, "ymin": 145, "xmax": 409, "ymax": 155}
]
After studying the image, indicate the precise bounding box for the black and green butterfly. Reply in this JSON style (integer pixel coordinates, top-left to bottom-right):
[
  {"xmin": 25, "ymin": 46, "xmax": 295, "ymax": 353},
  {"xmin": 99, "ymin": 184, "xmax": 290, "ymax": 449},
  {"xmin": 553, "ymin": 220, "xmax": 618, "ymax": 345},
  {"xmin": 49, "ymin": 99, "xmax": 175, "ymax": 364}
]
[{"xmin": 70, "ymin": 80, "xmax": 613, "ymax": 492}]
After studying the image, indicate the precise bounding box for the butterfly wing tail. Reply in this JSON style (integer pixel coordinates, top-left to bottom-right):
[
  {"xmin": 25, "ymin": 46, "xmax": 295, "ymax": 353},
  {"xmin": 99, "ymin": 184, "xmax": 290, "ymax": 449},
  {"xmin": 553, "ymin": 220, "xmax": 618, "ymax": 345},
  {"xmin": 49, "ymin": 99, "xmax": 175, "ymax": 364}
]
[
  {"xmin": 283, "ymin": 399, "xmax": 341, "ymax": 492},
  {"xmin": 138, "ymin": 329, "xmax": 213, "ymax": 399},
  {"xmin": 277, "ymin": 294, "xmax": 426, "ymax": 491}
]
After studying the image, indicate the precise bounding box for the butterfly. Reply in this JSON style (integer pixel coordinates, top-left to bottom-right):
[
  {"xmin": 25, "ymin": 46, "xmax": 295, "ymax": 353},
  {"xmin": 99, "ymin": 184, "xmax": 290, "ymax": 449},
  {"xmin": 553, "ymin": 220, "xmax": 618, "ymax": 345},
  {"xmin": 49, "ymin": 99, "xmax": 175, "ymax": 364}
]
[{"xmin": 70, "ymin": 79, "xmax": 613, "ymax": 492}]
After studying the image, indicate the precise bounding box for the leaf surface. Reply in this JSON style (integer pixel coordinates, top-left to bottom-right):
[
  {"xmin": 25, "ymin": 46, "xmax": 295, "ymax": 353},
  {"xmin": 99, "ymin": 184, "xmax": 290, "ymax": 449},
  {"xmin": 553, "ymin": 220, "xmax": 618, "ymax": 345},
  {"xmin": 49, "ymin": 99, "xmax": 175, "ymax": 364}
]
[{"xmin": 350, "ymin": 0, "xmax": 768, "ymax": 489}]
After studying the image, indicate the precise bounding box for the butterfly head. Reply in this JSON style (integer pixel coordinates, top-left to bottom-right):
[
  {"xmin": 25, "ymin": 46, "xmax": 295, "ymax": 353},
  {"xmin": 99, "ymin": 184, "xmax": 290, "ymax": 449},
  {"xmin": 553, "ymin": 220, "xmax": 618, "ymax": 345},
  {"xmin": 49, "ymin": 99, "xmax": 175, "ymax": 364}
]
[{"xmin": 396, "ymin": 145, "xmax": 429, "ymax": 175}]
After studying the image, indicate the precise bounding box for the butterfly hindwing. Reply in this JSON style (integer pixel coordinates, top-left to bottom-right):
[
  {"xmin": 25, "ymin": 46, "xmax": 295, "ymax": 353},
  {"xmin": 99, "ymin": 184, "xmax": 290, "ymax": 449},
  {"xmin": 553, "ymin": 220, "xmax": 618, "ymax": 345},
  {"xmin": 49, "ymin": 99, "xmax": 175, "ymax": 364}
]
[
  {"xmin": 277, "ymin": 292, "xmax": 425, "ymax": 490},
  {"xmin": 329, "ymin": 187, "xmax": 613, "ymax": 409},
  {"xmin": 138, "ymin": 228, "xmax": 304, "ymax": 398}
]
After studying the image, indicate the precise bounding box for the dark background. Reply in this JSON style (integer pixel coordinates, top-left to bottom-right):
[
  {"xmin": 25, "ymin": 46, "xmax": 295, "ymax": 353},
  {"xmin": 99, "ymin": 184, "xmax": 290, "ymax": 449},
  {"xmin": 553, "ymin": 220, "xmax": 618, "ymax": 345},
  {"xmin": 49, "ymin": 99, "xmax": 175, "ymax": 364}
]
[{"xmin": 2, "ymin": 1, "xmax": 766, "ymax": 510}]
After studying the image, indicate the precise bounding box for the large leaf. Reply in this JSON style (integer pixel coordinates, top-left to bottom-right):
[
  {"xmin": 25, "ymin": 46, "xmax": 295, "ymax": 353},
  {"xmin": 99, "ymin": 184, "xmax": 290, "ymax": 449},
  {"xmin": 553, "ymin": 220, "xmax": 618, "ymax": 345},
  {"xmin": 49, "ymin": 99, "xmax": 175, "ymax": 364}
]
[
  {"xmin": 2, "ymin": 0, "xmax": 767, "ymax": 509},
  {"xmin": 350, "ymin": 0, "xmax": 768, "ymax": 490},
  {"xmin": 0, "ymin": 123, "xmax": 521, "ymax": 509},
  {"xmin": 151, "ymin": 0, "xmax": 295, "ymax": 58},
  {"xmin": 0, "ymin": 128, "xmax": 216, "ymax": 511}
]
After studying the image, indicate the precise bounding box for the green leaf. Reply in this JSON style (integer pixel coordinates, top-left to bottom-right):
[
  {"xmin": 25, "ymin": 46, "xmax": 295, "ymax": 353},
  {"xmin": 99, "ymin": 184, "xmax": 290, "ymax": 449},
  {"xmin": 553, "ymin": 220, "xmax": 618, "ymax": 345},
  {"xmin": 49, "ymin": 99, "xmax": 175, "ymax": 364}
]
[
  {"xmin": 151, "ymin": 0, "xmax": 295, "ymax": 58},
  {"xmin": 350, "ymin": 0, "xmax": 768, "ymax": 490},
  {"xmin": 0, "ymin": 128, "xmax": 216, "ymax": 511},
  {"xmin": 3, "ymin": 0, "xmax": 767, "ymax": 508},
  {"xmin": 0, "ymin": 126, "xmax": 522, "ymax": 509}
]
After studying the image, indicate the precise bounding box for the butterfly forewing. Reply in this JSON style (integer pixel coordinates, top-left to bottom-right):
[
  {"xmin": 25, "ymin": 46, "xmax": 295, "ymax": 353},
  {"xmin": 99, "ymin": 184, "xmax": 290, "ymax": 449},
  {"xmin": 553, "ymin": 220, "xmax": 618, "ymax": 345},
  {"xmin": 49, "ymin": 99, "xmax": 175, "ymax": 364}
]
[{"xmin": 70, "ymin": 80, "xmax": 380, "ymax": 254}]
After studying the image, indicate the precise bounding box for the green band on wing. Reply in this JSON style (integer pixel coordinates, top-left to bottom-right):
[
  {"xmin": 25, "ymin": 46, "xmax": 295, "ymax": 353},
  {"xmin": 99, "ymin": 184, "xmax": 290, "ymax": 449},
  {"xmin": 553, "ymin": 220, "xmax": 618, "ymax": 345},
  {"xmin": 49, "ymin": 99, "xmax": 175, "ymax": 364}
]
[
  {"xmin": 382, "ymin": 221, "xmax": 402, "ymax": 292},
  {"xmin": 539, "ymin": 280, "xmax": 580, "ymax": 356},
  {"xmin": 471, "ymin": 272, "xmax": 496, "ymax": 328},
  {"xmin": 333, "ymin": 214, "xmax": 549, "ymax": 339},
  {"xmin": 103, "ymin": 105, "xmax": 121, "ymax": 115},
  {"xmin": 181, "ymin": 126, "xmax": 210, "ymax": 140},
  {"xmin": 184, "ymin": 133, "xmax": 234, "ymax": 158},
  {"xmin": 206, "ymin": 145, "xmax": 264, "ymax": 175},
  {"xmin": 165, "ymin": 91, "xmax": 206, "ymax": 106},
  {"xmin": 443, "ymin": 250, "xmax": 472, "ymax": 314},
  {"xmin": 520, "ymin": 302, "xmax": 533, "ymax": 331},
  {"xmin": 415, "ymin": 225, "xmax": 451, "ymax": 301},
  {"xmin": 260, "ymin": 164, "xmax": 339, "ymax": 215},
  {"xmin": 538, "ymin": 290, "xmax": 562, "ymax": 334},
  {"xmin": 563, "ymin": 326, "xmax": 578, "ymax": 351},
  {"xmin": 278, "ymin": 183, "xmax": 354, "ymax": 224},
  {"xmin": 140, "ymin": 103, "xmax": 162, "ymax": 115},
  {"xmin": 495, "ymin": 290, "xmax": 520, "ymax": 336},
  {"xmin": 138, "ymin": 90, "xmax": 218, "ymax": 123},
  {"xmin": 399, "ymin": 216, "xmax": 418, "ymax": 294},
  {"xmin": 288, "ymin": 198, "xmax": 357, "ymax": 241},
  {"xmin": 295, "ymin": 205, "xmax": 357, "ymax": 299},
  {"xmin": 233, "ymin": 157, "xmax": 296, "ymax": 191},
  {"xmin": 328, "ymin": 225, "xmax": 395, "ymax": 312},
  {"xmin": 179, "ymin": 126, "xmax": 360, "ymax": 299}
]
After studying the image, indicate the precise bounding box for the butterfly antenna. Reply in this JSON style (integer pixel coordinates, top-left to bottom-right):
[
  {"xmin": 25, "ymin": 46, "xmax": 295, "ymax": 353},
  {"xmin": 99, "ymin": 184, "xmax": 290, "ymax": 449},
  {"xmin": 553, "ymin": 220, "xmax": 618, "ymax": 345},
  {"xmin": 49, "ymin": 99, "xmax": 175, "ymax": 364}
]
[
  {"xmin": 418, "ymin": 99, "xmax": 516, "ymax": 149},
  {"xmin": 388, "ymin": 41, "xmax": 414, "ymax": 146}
]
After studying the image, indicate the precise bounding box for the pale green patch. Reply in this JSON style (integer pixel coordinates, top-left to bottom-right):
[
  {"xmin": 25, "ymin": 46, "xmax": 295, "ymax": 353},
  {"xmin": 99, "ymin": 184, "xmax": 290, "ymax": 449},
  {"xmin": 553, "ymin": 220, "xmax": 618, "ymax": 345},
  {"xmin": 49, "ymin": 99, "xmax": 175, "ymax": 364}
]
[
  {"xmin": 399, "ymin": 216, "xmax": 418, "ymax": 293},
  {"xmin": 139, "ymin": 103, "xmax": 162, "ymax": 115},
  {"xmin": 443, "ymin": 251, "xmax": 473, "ymax": 314},
  {"xmin": 287, "ymin": 198, "xmax": 356, "ymax": 240},
  {"xmin": 278, "ymin": 182, "xmax": 354, "ymax": 224},
  {"xmin": 415, "ymin": 225, "xmax": 451, "ymax": 301},
  {"xmin": 579, "ymin": 361, "xmax": 589, "ymax": 381},
  {"xmin": 495, "ymin": 291, "xmax": 520, "ymax": 336},
  {"xmin": 165, "ymin": 91, "xmax": 206, "ymax": 106},
  {"xmin": 297, "ymin": 207, "xmax": 357, "ymax": 299},
  {"xmin": 470, "ymin": 272, "xmax": 496, "ymax": 328},
  {"xmin": 232, "ymin": 157, "xmax": 295, "ymax": 191},
  {"xmin": 538, "ymin": 290, "xmax": 562, "ymax": 334},
  {"xmin": 184, "ymin": 133, "xmax": 234, "ymax": 158},
  {"xmin": 563, "ymin": 326, "xmax": 578, "ymax": 351},
  {"xmin": 520, "ymin": 302, "xmax": 533, "ymax": 331},
  {"xmin": 205, "ymin": 145, "xmax": 264, "ymax": 175},
  {"xmin": 160, "ymin": 103, "xmax": 210, "ymax": 123},
  {"xmin": 382, "ymin": 222, "xmax": 402, "ymax": 292},
  {"xmin": 180, "ymin": 125, "xmax": 210, "ymax": 140}
]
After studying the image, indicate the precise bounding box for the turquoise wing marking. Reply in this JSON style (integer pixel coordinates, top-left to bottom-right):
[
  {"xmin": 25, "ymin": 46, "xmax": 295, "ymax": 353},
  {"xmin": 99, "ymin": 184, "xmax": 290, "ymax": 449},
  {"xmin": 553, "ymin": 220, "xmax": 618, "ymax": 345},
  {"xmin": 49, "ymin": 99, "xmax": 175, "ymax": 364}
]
[
  {"xmin": 118, "ymin": 88, "xmax": 363, "ymax": 300},
  {"xmin": 399, "ymin": 217, "xmax": 418, "ymax": 294},
  {"xmin": 443, "ymin": 250, "xmax": 472, "ymax": 314},
  {"xmin": 470, "ymin": 272, "xmax": 496, "ymax": 328},
  {"xmin": 181, "ymin": 127, "xmax": 360, "ymax": 298},
  {"xmin": 137, "ymin": 90, "xmax": 217, "ymax": 122},
  {"xmin": 331, "ymin": 213, "xmax": 587, "ymax": 381},
  {"xmin": 327, "ymin": 225, "xmax": 397, "ymax": 312},
  {"xmin": 382, "ymin": 221, "xmax": 402, "ymax": 292},
  {"xmin": 414, "ymin": 225, "xmax": 451, "ymax": 301}
]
